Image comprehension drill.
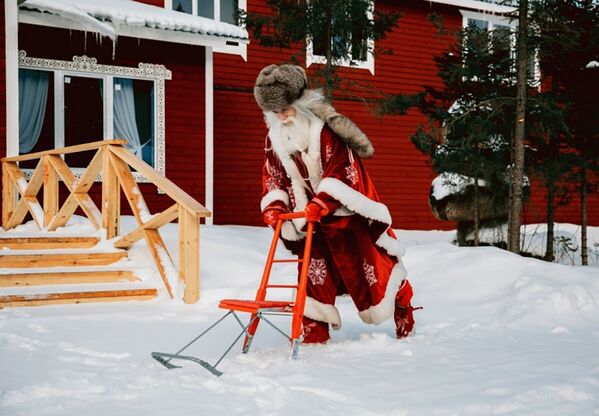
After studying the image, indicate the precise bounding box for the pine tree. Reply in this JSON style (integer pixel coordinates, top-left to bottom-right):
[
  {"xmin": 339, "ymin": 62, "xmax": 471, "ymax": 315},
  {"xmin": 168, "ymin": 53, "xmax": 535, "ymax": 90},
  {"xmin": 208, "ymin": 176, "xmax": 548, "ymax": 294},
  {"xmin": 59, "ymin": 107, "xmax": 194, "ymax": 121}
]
[
  {"xmin": 529, "ymin": 0, "xmax": 599, "ymax": 265},
  {"xmin": 238, "ymin": 0, "xmax": 400, "ymax": 98},
  {"xmin": 382, "ymin": 24, "xmax": 527, "ymax": 246}
]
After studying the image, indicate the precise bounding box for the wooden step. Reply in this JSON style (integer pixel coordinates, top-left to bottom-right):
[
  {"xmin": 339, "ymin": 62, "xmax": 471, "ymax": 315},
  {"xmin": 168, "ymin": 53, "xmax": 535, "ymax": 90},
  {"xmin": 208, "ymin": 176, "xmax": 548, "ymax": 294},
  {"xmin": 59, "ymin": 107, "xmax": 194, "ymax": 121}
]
[
  {"xmin": 0, "ymin": 288, "xmax": 158, "ymax": 307},
  {"xmin": 0, "ymin": 270, "xmax": 139, "ymax": 287},
  {"xmin": 0, "ymin": 251, "xmax": 127, "ymax": 268},
  {"xmin": 0, "ymin": 236, "xmax": 100, "ymax": 249}
]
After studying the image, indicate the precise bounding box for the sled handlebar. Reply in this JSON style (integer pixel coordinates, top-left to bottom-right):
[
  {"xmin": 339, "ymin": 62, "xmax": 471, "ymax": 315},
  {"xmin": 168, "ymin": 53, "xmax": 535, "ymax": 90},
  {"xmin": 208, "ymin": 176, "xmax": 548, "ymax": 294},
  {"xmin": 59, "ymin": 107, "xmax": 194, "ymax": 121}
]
[{"xmin": 278, "ymin": 212, "xmax": 307, "ymax": 220}]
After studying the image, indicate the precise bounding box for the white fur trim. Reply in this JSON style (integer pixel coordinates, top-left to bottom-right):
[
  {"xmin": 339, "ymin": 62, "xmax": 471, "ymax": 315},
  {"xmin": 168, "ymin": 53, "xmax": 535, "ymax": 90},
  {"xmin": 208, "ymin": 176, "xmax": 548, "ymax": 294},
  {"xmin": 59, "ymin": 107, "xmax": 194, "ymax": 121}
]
[
  {"xmin": 376, "ymin": 231, "xmax": 406, "ymax": 258},
  {"xmin": 317, "ymin": 177, "xmax": 392, "ymax": 225},
  {"xmin": 260, "ymin": 189, "xmax": 290, "ymax": 212},
  {"xmin": 281, "ymin": 221, "xmax": 305, "ymax": 241},
  {"xmin": 358, "ymin": 261, "xmax": 407, "ymax": 325},
  {"xmin": 304, "ymin": 296, "xmax": 342, "ymax": 329}
]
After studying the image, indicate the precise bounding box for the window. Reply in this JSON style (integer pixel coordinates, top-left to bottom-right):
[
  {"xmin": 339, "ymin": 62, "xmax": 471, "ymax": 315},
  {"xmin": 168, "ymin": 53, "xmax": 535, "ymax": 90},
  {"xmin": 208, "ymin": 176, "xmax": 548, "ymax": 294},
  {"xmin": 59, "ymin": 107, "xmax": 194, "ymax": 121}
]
[
  {"xmin": 168, "ymin": 0, "xmax": 245, "ymax": 26},
  {"xmin": 307, "ymin": 0, "xmax": 374, "ymax": 74},
  {"xmin": 461, "ymin": 10, "xmax": 539, "ymax": 83},
  {"xmin": 17, "ymin": 52, "xmax": 171, "ymax": 181}
]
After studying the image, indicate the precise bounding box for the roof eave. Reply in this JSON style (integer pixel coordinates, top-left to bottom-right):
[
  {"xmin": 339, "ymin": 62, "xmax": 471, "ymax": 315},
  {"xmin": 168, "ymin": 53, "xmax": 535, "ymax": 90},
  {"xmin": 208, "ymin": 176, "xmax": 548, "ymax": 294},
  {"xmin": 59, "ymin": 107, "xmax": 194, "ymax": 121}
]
[{"xmin": 19, "ymin": 10, "xmax": 249, "ymax": 51}]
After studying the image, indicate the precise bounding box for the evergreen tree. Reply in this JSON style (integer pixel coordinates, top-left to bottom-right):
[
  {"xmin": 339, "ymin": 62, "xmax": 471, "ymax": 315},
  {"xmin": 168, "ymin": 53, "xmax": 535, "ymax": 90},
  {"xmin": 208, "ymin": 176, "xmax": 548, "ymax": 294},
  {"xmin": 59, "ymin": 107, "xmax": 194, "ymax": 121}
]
[
  {"xmin": 238, "ymin": 0, "xmax": 400, "ymax": 98},
  {"xmin": 382, "ymin": 24, "xmax": 529, "ymax": 246},
  {"xmin": 529, "ymin": 0, "xmax": 599, "ymax": 265}
]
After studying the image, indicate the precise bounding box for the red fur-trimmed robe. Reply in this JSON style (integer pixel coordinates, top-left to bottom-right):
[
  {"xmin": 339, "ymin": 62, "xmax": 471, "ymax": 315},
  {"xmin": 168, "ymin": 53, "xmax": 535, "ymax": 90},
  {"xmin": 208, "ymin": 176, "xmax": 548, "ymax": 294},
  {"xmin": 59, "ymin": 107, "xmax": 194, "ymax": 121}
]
[{"xmin": 261, "ymin": 122, "xmax": 407, "ymax": 329}]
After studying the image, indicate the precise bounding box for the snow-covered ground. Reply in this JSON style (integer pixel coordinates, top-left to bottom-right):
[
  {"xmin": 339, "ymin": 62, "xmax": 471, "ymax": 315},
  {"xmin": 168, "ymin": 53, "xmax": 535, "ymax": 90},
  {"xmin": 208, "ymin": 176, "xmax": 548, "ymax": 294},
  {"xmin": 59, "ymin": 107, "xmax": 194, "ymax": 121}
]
[{"xmin": 1, "ymin": 218, "xmax": 598, "ymax": 415}]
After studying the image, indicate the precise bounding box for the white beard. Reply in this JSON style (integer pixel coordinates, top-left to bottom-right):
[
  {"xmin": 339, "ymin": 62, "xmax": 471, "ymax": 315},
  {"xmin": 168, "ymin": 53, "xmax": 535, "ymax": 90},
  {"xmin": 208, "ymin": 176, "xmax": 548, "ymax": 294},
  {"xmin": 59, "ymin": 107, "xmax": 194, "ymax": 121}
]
[{"xmin": 265, "ymin": 110, "xmax": 314, "ymax": 155}]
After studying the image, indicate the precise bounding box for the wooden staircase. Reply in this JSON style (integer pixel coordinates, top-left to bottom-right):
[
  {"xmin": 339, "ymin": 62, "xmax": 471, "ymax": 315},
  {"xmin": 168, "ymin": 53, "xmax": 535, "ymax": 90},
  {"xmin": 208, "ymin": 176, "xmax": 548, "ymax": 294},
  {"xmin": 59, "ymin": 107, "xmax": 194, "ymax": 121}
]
[{"xmin": 0, "ymin": 235, "xmax": 158, "ymax": 308}]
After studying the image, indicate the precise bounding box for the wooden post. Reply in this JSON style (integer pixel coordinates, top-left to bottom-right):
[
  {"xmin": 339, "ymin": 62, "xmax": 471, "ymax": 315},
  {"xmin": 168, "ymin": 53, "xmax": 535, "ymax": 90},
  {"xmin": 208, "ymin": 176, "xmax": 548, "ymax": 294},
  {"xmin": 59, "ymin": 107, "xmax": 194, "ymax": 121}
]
[
  {"xmin": 179, "ymin": 207, "xmax": 200, "ymax": 304},
  {"xmin": 2, "ymin": 162, "xmax": 17, "ymax": 228},
  {"xmin": 42, "ymin": 155, "xmax": 59, "ymax": 227},
  {"xmin": 102, "ymin": 146, "xmax": 120, "ymax": 239}
]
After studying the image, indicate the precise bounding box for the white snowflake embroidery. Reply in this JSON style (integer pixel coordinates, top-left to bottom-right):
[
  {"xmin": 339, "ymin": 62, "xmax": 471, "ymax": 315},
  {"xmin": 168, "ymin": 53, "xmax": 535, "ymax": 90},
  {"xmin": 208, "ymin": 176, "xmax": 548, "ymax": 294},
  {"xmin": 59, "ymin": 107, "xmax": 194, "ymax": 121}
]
[
  {"xmin": 265, "ymin": 160, "xmax": 285, "ymax": 191},
  {"xmin": 325, "ymin": 144, "xmax": 333, "ymax": 163},
  {"xmin": 308, "ymin": 258, "xmax": 327, "ymax": 286},
  {"xmin": 362, "ymin": 259, "xmax": 377, "ymax": 286},
  {"xmin": 345, "ymin": 163, "xmax": 359, "ymax": 186}
]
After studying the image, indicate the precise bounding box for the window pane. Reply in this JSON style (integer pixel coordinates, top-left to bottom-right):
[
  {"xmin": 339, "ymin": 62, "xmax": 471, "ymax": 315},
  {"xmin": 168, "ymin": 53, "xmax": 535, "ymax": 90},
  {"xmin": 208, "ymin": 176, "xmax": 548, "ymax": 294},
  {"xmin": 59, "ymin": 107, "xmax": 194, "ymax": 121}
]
[
  {"xmin": 114, "ymin": 78, "xmax": 155, "ymax": 167},
  {"xmin": 468, "ymin": 18, "xmax": 489, "ymax": 30},
  {"xmin": 351, "ymin": 6, "xmax": 367, "ymax": 61},
  {"xmin": 220, "ymin": 0, "xmax": 238, "ymax": 24},
  {"xmin": 18, "ymin": 69, "xmax": 54, "ymax": 168},
  {"xmin": 173, "ymin": 0, "xmax": 192, "ymax": 14},
  {"xmin": 198, "ymin": 0, "xmax": 214, "ymax": 19},
  {"xmin": 64, "ymin": 76, "xmax": 104, "ymax": 166}
]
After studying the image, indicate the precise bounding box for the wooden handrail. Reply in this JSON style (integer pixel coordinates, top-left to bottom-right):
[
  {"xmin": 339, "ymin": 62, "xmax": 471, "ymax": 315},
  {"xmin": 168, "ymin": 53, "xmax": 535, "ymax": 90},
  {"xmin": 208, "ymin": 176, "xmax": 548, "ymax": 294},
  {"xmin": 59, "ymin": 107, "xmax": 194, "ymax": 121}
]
[
  {"xmin": 1, "ymin": 140, "xmax": 127, "ymax": 162},
  {"xmin": 2, "ymin": 140, "xmax": 211, "ymax": 304},
  {"xmin": 108, "ymin": 146, "xmax": 211, "ymax": 218}
]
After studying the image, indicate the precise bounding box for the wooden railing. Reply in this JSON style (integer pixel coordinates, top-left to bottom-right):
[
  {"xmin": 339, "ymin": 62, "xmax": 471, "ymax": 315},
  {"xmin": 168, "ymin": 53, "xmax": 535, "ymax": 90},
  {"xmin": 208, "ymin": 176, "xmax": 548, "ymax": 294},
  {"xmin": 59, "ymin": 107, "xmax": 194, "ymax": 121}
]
[{"xmin": 1, "ymin": 140, "xmax": 211, "ymax": 303}]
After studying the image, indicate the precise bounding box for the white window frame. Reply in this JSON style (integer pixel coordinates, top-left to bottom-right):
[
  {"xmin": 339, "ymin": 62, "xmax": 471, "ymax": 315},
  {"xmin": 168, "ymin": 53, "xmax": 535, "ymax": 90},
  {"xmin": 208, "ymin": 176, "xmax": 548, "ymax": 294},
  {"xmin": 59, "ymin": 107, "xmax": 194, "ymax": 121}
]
[
  {"xmin": 18, "ymin": 51, "xmax": 172, "ymax": 182},
  {"xmin": 306, "ymin": 0, "xmax": 375, "ymax": 75},
  {"xmin": 460, "ymin": 10, "xmax": 540, "ymax": 85},
  {"xmin": 165, "ymin": 0, "xmax": 248, "ymax": 60}
]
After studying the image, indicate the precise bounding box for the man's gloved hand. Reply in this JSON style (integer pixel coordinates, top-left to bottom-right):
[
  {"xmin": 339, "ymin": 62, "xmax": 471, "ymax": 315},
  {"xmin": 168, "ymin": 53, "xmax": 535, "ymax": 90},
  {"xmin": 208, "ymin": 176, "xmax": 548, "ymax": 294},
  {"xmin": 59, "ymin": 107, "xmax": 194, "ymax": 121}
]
[
  {"xmin": 304, "ymin": 200, "xmax": 329, "ymax": 222},
  {"xmin": 263, "ymin": 209, "xmax": 281, "ymax": 226}
]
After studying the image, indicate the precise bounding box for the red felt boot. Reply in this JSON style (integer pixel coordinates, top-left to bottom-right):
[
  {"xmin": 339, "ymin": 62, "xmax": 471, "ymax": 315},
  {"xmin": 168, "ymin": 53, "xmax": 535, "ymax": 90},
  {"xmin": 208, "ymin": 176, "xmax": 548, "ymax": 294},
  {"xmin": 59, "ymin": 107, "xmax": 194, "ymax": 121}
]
[
  {"xmin": 394, "ymin": 279, "xmax": 420, "ymax": 339},
  {"xmin": 301, "ymin": 317, "xmax": 331, "ymax": 344}
]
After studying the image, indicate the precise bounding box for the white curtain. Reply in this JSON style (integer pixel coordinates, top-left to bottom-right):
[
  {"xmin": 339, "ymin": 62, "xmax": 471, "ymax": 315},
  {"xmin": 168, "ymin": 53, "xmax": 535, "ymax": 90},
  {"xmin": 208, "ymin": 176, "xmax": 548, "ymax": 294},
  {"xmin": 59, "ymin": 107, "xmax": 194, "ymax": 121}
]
[
  {"xmin": 113, "ymin": 78, "xmax": 144, "ymax": 156},
  {"xmin": 19, "ymin": 69, "xmax": 49, "ymax": 154}
]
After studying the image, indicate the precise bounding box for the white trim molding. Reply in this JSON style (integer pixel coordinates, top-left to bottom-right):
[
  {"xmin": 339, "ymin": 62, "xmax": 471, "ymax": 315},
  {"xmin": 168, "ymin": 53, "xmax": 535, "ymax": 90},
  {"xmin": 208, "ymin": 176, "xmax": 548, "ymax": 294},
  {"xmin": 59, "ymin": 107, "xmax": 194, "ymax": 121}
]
[
  {"xmin": 5, "ymin": 1, "xmax": 19, "ymax": 157},
  {"xmin": 17, "ymin": 51, "xmax": 172, "ymax": 182}
]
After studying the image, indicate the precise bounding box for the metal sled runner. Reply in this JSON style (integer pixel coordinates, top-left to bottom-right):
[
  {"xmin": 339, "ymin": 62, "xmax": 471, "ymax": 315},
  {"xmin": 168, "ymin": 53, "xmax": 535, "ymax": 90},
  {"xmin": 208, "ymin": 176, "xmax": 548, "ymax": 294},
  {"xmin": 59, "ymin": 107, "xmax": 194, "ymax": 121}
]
[{"xmin": 152, "ymin": 212, "xmax": 314, "ymax": 376}]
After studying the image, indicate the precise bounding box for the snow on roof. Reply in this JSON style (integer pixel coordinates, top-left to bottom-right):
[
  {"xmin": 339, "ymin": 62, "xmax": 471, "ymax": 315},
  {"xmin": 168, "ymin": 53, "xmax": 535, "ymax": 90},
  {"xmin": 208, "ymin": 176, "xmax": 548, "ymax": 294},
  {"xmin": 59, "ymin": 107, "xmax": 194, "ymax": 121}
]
[{"xmin": 19, "ymin": 0, "xmax": 248, "ymax": 42}]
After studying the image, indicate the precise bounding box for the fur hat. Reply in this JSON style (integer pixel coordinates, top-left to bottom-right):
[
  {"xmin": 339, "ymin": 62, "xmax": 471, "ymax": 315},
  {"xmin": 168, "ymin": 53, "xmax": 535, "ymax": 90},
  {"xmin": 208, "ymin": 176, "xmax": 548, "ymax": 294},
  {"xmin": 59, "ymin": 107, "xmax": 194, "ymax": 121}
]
[
  {"xmin": 255, "ymin": 64, "xmax": 374, "ymax": 158},
  {"xmin": 254, "ymin": 64, "xmax": 308, "ymax": 112}
]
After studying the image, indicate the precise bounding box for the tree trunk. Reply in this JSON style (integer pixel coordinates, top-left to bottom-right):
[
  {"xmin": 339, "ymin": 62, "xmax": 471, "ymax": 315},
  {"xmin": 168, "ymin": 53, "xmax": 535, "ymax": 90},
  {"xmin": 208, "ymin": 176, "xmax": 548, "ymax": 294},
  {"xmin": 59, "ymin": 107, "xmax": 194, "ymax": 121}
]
[
  {"xmin": 473, "ymin": 176, "xmax": 480, "ymax": 246},
  {"xmin": 508, "ymin": 0, "xmax": 528, "ymax": 254},
  {"xmin": 581, "ymin": 167, "xmax": 588, "ymax": 266},
  {"xmin": 544, "ymin": 180, "xmax": 555, "ymax": 262},
  {"xmin": 324, "ymin": 4, "xmax": 334, "ymax": 101}
]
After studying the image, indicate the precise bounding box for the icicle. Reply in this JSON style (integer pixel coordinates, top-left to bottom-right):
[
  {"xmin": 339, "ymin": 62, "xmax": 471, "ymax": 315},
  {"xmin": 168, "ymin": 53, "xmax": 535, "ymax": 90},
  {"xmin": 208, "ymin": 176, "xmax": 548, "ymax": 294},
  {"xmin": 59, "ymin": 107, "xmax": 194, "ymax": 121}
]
[
  {"xmin": 84, "ymin": 30, "xmax": 87, "ymax": 52},
  {"xmin": 112, "ymin": 36, "xmax": 117, "ymax": 61}
]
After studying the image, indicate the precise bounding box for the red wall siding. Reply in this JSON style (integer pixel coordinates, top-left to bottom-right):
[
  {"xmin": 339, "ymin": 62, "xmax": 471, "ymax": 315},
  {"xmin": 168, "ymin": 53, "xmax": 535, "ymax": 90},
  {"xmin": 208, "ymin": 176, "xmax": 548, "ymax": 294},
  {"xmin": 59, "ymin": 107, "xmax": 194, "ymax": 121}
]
[
  {"xmin": 18, "ymin": 24, "xmax": 206, "ymax": 213},
  {"xmin": 213, "ymin": 0, "xmax": 599, "ymax": 228}
]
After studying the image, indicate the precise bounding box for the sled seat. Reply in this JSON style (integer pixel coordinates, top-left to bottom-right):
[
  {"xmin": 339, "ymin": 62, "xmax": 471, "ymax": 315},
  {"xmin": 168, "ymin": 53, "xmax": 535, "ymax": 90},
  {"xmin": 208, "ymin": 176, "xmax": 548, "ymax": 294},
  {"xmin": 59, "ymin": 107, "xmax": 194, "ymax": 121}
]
[{"xmin": 218, "ymin": 299, "xmax": 293, "ymax": 313}]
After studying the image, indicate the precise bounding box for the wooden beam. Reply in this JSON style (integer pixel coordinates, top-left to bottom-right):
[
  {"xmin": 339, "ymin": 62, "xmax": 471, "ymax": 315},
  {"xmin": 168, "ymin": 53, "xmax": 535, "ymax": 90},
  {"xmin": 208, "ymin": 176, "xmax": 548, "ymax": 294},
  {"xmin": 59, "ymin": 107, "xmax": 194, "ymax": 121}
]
[
  {"xmin": 108, "ymin": 146, "xmax": 211, "ymax": 219},
  {"xmin": 47, "ymin": 193, "xmax": 79, "ymax": 231},
  {"xmin": 1, "ymin": 140, "xmax": 127, "ymax": 163},
  {"xmin": 0, "ymin": 288, "xmax": 157, "ymax": 307},
  {"xmin": 46, "ymin": 155, "xmax": 77, "ymax": 191},
  {"xmin": 73, "ymin": 193, "xmax": 102, "ymax": 229},
  {"xmin": 180, "ymin": 208, "xmax": 200, "ymax": 304},
  {"xmin": 74, "ymin": 149, "xmax": 102, "ymax": 193},
  {"xmin": 4, "ymin": 162, "xmax": 44, "ymax": 228},
  {"xmin": 143, "ymin": 229, "xmax": 175, "ymax": 298},
  {"xmin": 0, "ymin": 251, "xmax": 128, "ymax": 268},
  {"xmin": 102, "ymin": 147, "xmax": 120, "ymax": 239},
  {"xmin": 43, "ymin": 155, "xmax": 59, "ymax": 226},
  {"xmin": 2, "ymin": 162, "xmax": 17, "ymax": 228},
  {"xmin": 0, "ymin": 270, "xmax": 138, "ymax": 287},
  {"xmin": 108, "ymin": 152, "xmax": 148, "ymax": 227},
  {"xmin": 0, "ymin": 236, "xmax": 100, "ymax": 249},
  {"xmin": 114, "ymin": 204, "xmax": 178, "ymax": 249}
]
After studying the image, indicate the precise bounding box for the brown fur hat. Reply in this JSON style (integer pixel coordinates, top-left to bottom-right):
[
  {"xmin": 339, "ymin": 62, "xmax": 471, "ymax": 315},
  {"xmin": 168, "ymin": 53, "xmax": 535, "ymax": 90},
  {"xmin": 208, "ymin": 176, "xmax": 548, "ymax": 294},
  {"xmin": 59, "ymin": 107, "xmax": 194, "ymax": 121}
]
[
  {"xmin": 255, "ymin": 64, "xmax": 374, "ymax": 158},
  {"xmin": 254, "ymin": 64, "xmax": 308, "ymax": 112}
]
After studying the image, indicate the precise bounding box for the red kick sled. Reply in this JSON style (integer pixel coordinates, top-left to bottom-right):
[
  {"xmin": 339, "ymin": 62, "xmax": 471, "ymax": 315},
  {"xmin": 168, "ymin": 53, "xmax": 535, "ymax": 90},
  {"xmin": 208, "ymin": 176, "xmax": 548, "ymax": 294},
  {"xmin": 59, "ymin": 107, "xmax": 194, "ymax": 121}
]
[{"xmin": 152, "ymin": 212, "xmax": 314, "ymax": 376}]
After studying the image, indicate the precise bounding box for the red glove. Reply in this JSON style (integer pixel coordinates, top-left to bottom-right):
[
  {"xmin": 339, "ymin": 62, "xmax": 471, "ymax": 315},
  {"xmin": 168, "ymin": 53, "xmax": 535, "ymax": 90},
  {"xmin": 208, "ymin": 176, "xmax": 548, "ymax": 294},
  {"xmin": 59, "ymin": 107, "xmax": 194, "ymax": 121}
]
[
  {"xmin": 304, "ymin": 201, "xmax": 328, "ymax": 222},
  {"xmin": 263, "ymin": 209, "xmax": 281, "ymax": 226}
]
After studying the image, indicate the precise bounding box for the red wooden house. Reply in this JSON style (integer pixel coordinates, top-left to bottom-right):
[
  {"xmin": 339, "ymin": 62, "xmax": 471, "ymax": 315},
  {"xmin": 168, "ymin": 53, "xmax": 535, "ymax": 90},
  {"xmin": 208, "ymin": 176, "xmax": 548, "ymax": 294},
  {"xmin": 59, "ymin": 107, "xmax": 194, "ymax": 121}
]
[{"xmin": 1, "ymin": 0, "xmax": 597, "ymax": 230}]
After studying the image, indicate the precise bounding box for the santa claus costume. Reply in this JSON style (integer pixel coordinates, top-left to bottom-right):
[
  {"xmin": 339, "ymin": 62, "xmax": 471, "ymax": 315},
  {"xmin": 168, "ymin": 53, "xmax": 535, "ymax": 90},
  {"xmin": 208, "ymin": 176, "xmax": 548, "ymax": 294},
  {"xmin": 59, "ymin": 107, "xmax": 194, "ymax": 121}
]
[{"xmin": 254, "ymin": 64, "xmax": 418, "ymax": 343}]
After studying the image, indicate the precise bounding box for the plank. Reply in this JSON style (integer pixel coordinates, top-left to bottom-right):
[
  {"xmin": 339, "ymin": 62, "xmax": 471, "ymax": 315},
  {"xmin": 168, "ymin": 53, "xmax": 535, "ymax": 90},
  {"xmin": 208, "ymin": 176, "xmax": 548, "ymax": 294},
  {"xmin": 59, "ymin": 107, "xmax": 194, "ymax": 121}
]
[
  {"xmin": 114, "ymin": 204, "xmax": 178, "ymax": 249},
  {"xmin": 0, "ymin": 251, "xmax": 127, "ymax": 268},
  {"xmin": 1, "ymin": 140, "xmax": 127, "ymax": 163},
  {"xmin": 46, "ymin": 194, "xmax": 79, "ymax": 231},
  {"xmin": 102, "ymin": 148, "xmax": 120, "ymax": 239},
  {"xmin": 0, "ymin": 236, "xmax": 100, "ymax": 249},
  {"xmin": 0, "ymin": 288, "xmax": 157, "ymax": 307},
  {"xmin": 108, "ymin": 146, "xmax": 211, "ymax": 218},
  {"xmin": 143, "ymin": 229, "xmax": 175, "ymax": 298},
  {"xmin": 2, "ymin": 162, "xmax": 17, "ymax": 228},
  {"xmin": 43, "ymin": 155, "xmax": 59, "ymax": 226},
  {"xmin": 0, "ymin": 270, "xmax": 138, "ymax": 287}
]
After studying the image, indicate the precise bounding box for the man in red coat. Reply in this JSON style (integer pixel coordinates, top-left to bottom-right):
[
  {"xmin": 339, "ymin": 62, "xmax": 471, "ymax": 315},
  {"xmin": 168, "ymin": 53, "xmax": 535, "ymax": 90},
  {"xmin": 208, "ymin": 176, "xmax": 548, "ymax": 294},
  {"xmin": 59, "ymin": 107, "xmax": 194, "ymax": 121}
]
[{"xmin": 254, "ymin": 64, "xmax": 418, "ymax": 344}]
